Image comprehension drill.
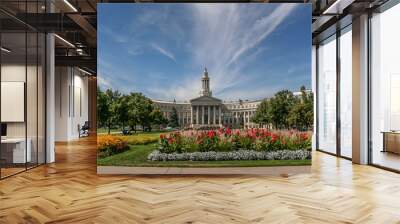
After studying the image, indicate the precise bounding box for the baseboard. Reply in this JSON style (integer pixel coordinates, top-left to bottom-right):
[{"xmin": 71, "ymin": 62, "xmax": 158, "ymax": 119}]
[{"xmin": 97, "ymin": 165, "xmax": 311, "ymax": 176}]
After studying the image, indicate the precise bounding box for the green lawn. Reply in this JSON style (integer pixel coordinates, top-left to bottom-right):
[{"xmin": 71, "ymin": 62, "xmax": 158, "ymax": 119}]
[{"xmin": 97, "ymin": 143, "xmax": 311, "ymax": 167}]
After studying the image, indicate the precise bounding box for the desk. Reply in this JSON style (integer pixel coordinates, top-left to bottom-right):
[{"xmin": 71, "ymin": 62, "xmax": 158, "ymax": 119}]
[
  {"xmin": 1, "ymin": 138, "xmax": 31, "ymax": 163},
  {"xmin": 382, "ymin": 131, "xmax": 400, "ymax": 154}
]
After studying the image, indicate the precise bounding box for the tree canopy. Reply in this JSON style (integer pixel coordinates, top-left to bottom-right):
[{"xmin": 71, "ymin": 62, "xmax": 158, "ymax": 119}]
[
  {"xmin": 252, "ymin": 86, "xmax": 313, "ymax": 130},
  {"xmin": 97, "ymin": 88, "xmax": 168, "ymax": 133}
]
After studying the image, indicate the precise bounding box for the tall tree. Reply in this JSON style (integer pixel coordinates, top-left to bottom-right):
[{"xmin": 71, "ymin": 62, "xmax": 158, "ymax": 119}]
[
  {"xmin": 151, "ymin": 108, "xmax": 168, "ymax": 129},
  {"xmin": 288, "ymin": 86, "xmax": 313, "ymax": 130},
  {"xmin": 132, "ymin": 93, "xmax": 154, "ymax": 132},
  {"xmin": 168, "ymin": 107, "xmax": 179, "ymax": 128},
  {"xmin": 97, "ymin": 88, "xmax": 111, "ymax": 131},
  {"xmin": 97, "ymin": 88, "xmax": 120, "ymax": 134},
  {"xmin": 126, "ymin": 93, "xmax": 140, "ymax": 133},
  {"xmin": 105, "ymin": 89, "xmax": 121, "ymax": 134},
  {"xmin": 252, "ymin": 99, "xmax": 272, "ymax": 126},
  {"xmin": 268, "ymin": 90, "xmax": 295, "ymax": 129},
  {"xmin": 115, "ymin": 95, "xmax": 129, "ymax": 132}
]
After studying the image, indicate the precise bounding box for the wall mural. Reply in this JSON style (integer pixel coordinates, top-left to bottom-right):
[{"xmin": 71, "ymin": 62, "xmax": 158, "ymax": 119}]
[{"xmin": 97, "ymin": 3, "xmax": 313, "ymax": 173}]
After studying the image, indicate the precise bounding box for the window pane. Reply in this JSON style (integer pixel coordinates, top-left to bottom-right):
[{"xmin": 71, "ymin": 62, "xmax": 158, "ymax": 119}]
[
  {"xmin": 318, "ymin": 35, "xmax": 337, "ymax": 154},
  {"xmin": 1, "ymin": 31, "xmax": 27, "ymax": 177},
  {"xmin": 340, "ymin": 27, "xmax": 352, "ymax": 158},
  {"xmin": 371, "ymin": 3, "xmax": 400, "ymax": 171},
  {"xmin": 27, "ymin": 31, "xmax": 38, "ymax": 169}
]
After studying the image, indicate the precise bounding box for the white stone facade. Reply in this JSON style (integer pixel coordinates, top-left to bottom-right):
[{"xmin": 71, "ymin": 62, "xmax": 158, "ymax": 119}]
[{"xmin": 152, "ymin": 68, "xmax": 262, "ymax": 129}]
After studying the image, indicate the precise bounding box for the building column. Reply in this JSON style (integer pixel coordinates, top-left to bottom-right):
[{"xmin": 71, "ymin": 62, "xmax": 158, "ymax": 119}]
[
  {"xmin": 235, "ymin": 112, "xmax": 238, "ymax": 124},
  {"xmin": 202, "ymin": 106, "xmax": 205, "ymax": 125},
  {"xmin": 196, "ymin": 106, "xmax": 199, "ymax": 125},
  {"xmin": 352, "ymin": 14, "xmax": 369, "ymax": 164},
  {"xmin": 191, "ymin": 106, "xmax": 193, "ymax": 125},
  {"xmin": 46, "ymin": 28, "xmax": 56, "ymax": 163},
  {"xmin": 213, "ymin": 105, "xmax": 216, "ymax": 125},
  {"xmin": 219, "ymin": 106, "xmax": 222, "ymax": 125},
  {"xmin": 208, "ymin": 106, "xmax": 211, "ymax": 125}
]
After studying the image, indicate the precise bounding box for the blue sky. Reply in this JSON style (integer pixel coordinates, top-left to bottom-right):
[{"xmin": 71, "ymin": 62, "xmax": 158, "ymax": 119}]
[{"xmin": 98, "ymin": 3, "xmax": 311, "ymax": 101}]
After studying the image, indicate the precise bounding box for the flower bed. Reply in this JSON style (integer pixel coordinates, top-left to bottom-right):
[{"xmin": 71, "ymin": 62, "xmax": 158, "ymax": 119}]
[
  {"xmin": 98, "ymin": 135, "xmax": 129, "ymax": 158},
  {"xmin": 148, "ymin": 149, "xmax": 311, "ymax": 161},
  {"xmin": 157, "ymin": 128, "xmax": 311, "ymax": 154}
]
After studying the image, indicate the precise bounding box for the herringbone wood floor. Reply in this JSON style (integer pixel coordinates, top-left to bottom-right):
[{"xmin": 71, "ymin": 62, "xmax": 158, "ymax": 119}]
[{"xmin": 1, "ymin": 137, "xmax": 400, "ymax": 224}]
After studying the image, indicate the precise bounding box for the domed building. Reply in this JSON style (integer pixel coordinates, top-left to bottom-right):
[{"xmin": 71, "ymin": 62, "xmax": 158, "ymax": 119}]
[{"xmin": 152, "ymin": 68, "xmax": 262, "ymax": 129}]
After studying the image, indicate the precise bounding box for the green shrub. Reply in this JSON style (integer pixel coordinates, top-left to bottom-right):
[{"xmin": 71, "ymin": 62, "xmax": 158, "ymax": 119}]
[{"xmin": 97, "ymin": 135, "xmax": 129, "ymax": 158}]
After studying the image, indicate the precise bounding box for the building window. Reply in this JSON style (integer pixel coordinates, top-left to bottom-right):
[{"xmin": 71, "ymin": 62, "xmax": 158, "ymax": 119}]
[
  {"xmin": 339, "ymin": 26, "xmax": 352, "ymax": 158},
  {"xmin": 370, "ymin": 3, "xmax": 400, "ymax": 171},
  {"xmin": 317, "ymin": 34, "xmax": 337, "ymax": 154}
]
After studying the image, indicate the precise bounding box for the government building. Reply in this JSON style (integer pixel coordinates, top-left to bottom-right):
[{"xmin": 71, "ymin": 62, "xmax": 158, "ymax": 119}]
[{"xmin": 152, "ymin": 68, "xmax": 262, "ymax": 129}]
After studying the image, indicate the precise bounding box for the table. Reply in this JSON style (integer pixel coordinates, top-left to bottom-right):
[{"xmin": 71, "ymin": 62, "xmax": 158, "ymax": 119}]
[
  {"xmin": 1, "ymin": 138, "xmax": 31, "ymax": 163},
  {"xmin": 382, "ymin": 131, "xmax": 400, "ymax": 154}
]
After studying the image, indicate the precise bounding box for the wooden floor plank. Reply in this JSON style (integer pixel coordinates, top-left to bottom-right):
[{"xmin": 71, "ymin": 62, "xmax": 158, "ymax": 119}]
[{"xmin": 0, "ymin": 137, "xmax": 399, "ymax": 223}]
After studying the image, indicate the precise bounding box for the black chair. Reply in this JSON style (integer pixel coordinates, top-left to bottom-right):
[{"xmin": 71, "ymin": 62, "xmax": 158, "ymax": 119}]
[{"xmin": 79, "ymin": 121, "xmax": 90, "ymax": 138}]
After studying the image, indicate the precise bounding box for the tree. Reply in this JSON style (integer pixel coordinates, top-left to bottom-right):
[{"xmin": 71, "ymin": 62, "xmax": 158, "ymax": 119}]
[
  {"xmin": 97, "ymin": 88, "xmax": 111, "ymax": 131},
  {"xmin": 168, "ymin": 107, "xmax": 179, "ymax": 128},
  {"xmin": 268, "ymin": 90, "xmax": 296, "ymax": 129},
  {"xmin": 115, "ymin": 95, "xmax": 129, "ymax": 132},
  {"xmin": 132, "ymin": 93, "xmax": 154, "ymax": 132},
  {"xmin": 252, "ymin": 87, "xmax": 313, "ymax": 131},
  {"xmin": 97, "ymin": 88, "xmax": 120, "ymax": 134},
  {"xmin": 151, "ymin": 108, "xmax": 168, "ymax": 129},
  {"xmin": 124, "ymin": 93, "xmax": 152, "ymax": 132},
  {"xmin": 105, "ymin": 89, "xmax": 121, "ymax": 134},
  {"xmin": 252, "ymin": 99, "xmax": 272, "ymax": 126},
  {"xmin": 288, "ymin": 86, "xmax": 313, "ymax": 130}
]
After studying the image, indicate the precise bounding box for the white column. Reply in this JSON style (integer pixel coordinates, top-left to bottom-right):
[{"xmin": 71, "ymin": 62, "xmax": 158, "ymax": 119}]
[
  {"xmin": 191, "ymin": 106, "xmax": 193, "ymax": 125},
  {"xmin": 46, "ymin": 30, "xmax": 56, "ymax": 163},
  {"xmin": 196, "ymin": 106, "xmax": 199, "ymax": 125},
  {"xmin": 213, "ymin": 105, "xmax": 216, "ymax": 125},
  {"xmin": 208, "ymin": 106, "xmax": 211, "ymax": 125},
  {"xmin": 235, "ymin": 112, "xmax": 238, "ymax": 124},
  {"xmin": 219, "ymin": 106, "xmax": 222, "ymax": 125},
  {"xmin": 352, "ymin": 14, "xmax": 369, "ymax": 164},
  {"xmin": 202, "ymin": 106, "xmax": 205, "ymax": 125}
]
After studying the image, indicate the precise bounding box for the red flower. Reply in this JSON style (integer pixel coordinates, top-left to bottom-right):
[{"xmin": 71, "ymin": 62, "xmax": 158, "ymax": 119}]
[
  {"xmin": 300, "ymin": 133, "xmax": 309, "ymax": 141},
  {"xmin": 160, "ymin": 134, "xmax": 165, "ymax": 139},
  {"xmin": 207, "ymin": 130, "xmax": 216, "ymax": 138},
  {"xmin": 225, "ymin": 128, "xmax": 232, "ymax": 135},
  {"xmin": 168, "ymin": 137, "xmax": 174, "ymax": 144},
  {"xmin": 271, "ymin": 134, "xmax": 278, "ymax": 143}
]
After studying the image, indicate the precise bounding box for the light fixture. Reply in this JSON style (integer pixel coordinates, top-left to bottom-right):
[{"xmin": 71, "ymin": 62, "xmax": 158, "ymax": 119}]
[
  {"xmin": 1, "ymin": 47, "xmax": 11, "ymax": 53},
  {"xmin": 78, "ymin": 67, "xmax": 93, "ymax": 76},
  {"xmin": 322, "ymin": 0, "xmax": 355, "ymax": 15},
  {"xmin": 63, "ymin": 0, "xmax": 78, "ymax": 12},
  {"xmin": 54, "ymin": 34, "xmax": 75, "ymax": 48}
]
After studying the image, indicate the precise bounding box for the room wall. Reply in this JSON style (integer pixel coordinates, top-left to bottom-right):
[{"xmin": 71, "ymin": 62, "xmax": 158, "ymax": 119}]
[
  {"xmin": 0, "ymin": 64, "xmax": 41, "ymax": 138},
  {"xmin": 54, "ymin": 67, "xmax": 89, "ymax": 141}
]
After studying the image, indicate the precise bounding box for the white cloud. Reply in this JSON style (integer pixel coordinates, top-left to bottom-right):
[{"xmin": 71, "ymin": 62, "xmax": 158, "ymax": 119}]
[
  {"xmin": 152, "ymin": 4, "xmax": 298, "ymax": 101},
  {"xmin": 97, "ymin": 75, "xmax": 113, "ymax": 90},
  {"xmin": 151, "ymin": 43, "xmax": 176, "ymax": 62},
  {"xmin": 99, "ymin": 25, "xmax": 129, "ymax": 43},
  {"xmin": 188, "ymin": 4, "xmax": 297, "ymax": 94},
  {"xmin": 100, "ymin": 4, "xmax": 302, "ymax": 101}
]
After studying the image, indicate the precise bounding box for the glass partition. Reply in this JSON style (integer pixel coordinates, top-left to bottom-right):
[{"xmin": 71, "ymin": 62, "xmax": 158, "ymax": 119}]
[
  {"xmin": 370, "ymin": 3, "xmax": 400, "ymax": 171},
  {"xmin": 0, "ymin": 3, "xmax": 46, "ymax": 179},
  {"xmin": 317, "ymin": 35, "xmax": 337, "ymax": 154},
  {"xmin": 339, "ymin": 26, "xmax": 352, "ymax": 158},
  {"xmin": 1, "ymin": 31, "xmax": 28, "ymax": 177}
]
